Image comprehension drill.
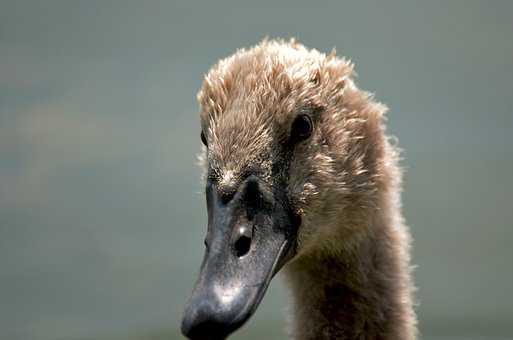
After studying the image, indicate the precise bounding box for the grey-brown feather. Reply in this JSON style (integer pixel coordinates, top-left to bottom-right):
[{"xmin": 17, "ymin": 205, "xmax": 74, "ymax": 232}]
[{"xmin": 198, "ymin": 38, "xmax": 417, "ymax": 340}]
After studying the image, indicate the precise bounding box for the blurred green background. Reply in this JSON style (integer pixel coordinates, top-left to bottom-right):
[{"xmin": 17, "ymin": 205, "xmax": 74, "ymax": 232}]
[{"xmin": 1, "ymin": 1, "xmax": 512, "ymax": 339}]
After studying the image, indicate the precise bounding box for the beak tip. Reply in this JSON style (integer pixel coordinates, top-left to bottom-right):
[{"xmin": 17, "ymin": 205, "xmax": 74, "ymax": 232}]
[
  {"xmin": 181, "ymin": 299, "xmax": 235, "ymax": 340},
  {"xmin": 180, "ymin": 308, "xmax": 195, "ymax": 339}
]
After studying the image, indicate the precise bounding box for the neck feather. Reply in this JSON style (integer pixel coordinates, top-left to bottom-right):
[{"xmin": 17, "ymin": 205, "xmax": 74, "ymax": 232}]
[{"xmin": 283, "ymin": 195, "xmax": 416, "ymax": 339}]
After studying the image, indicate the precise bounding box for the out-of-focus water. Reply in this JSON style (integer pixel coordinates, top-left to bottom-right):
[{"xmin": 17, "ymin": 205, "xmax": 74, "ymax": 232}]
[{"xmin": 1, "ymin": 1, "xmax": 512, "ymax": 339}]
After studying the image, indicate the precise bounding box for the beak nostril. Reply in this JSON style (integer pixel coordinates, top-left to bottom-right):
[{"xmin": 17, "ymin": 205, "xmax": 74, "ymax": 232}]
[
  {"xmin": 234, "ymin": 234, "xmax": 252, "ymax": 257},
  {"xmin": 233, "ymin": 226, "xmax": 252, "ymax": 258}
]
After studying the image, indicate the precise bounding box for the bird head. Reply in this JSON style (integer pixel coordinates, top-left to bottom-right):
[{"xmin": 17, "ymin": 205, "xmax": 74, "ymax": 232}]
[{"xmin": 182, "ymin": 39, "xmax": 393, "ymax": 339}]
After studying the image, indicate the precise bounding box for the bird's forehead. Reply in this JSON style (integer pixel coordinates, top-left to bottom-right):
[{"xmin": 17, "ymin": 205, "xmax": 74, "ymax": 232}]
[
  {"xmin": 200, "ymin": 81, "xmax": 316, "ymax": 188},
  {"xmin": 206, "ymin": 108, "xmax": 277, "ymax": 186}
]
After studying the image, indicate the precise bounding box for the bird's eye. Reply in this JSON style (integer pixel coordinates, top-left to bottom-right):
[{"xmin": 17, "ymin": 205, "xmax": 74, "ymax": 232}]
[
  {"xmin": 200, "ymin": 131, "xmax": 208, "ymax": 147},
  {"xmin": 290, "ymin": 114, "xmax": 313, "ymax": 142}
]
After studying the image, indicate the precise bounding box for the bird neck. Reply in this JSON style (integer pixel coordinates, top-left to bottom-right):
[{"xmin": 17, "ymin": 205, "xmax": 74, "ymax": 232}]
[{"xmin": 283, "ymin": 205, "xmax": 416, "ymax": 340}]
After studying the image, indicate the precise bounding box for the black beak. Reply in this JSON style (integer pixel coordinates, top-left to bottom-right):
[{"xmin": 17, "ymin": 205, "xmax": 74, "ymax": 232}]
[{"xmin": 181, "ymin": 176, "xmax": 297, "ymax": 339}]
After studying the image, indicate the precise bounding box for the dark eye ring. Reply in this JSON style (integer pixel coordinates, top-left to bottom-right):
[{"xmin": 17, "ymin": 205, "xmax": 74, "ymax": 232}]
[
  {"xmin": 200, "ymin": 131, "xmax": 208, "ymax": 146},
  {"xmin": 290, "ymin": 114, "xmax": 313, "ymax": 142}
]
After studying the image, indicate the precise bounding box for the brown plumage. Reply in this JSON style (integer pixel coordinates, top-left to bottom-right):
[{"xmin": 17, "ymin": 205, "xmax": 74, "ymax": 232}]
[{"xmin": 194, "ymin": 38, "xmax": 416, "ymax": 339}]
